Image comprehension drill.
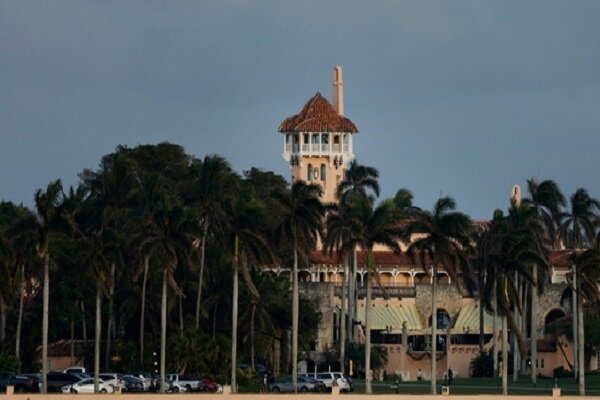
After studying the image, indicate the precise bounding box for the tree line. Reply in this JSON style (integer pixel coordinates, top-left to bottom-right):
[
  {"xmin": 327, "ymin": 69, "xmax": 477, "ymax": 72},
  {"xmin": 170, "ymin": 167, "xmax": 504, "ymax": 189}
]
[{"xmin": 1, "ymin": 142, "xmax": 600, "ymax": 396}]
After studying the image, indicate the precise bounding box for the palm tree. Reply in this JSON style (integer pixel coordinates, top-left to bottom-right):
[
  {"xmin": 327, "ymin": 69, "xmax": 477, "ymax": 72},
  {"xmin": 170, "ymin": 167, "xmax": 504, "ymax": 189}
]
[
  {"xmin": 228, "ymin": 188, "xmax": 274, "ymax": 393},
  {"xmin": 523, "ymin": 178, "xmax": 564, "ymax": 383},
  {"xmin": 559, "ymin": 188, "xmax": 599, "ymax": 390},
  {"xmin": 135, "ymin": 186, "xmax": 195, "ymax": 392},
  {"xmin": 29, "ymin": 180, "xmax": 70, "ymax": 393},
  {"xmin": 275, "ymin": 180, "xmax": 324, "ymax": 391},
  {"xmin": 336, "ymin": 160, "xmax": 380, "ymax": 344},
  {"xmin": 329, "ymin": 193, "xmax": 402, "ymax": 393},
  {"xmin": 568, "ymin": 249, "xmax": 600, "ymax": 396},
  {"xmin": 189, "ymin": 155, "xmax": 237, "ymax": 329},
  {"xmin": 481, "ymin": 203, "xmax": 548, "ymax": 395},
  {"xmin": 406, "ymin": 197, "xmax": 473, "ymax": 395}
]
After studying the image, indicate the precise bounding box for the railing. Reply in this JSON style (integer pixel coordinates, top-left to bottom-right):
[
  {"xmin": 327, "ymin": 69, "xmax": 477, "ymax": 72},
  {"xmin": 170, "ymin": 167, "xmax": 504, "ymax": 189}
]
[
  {"xmin": 284, "ymin": 142, "xmax": 351, "ymax": 156},
  {"xmin": 334, "ymin": 286, "xmax": 416, "ymax": 298}
]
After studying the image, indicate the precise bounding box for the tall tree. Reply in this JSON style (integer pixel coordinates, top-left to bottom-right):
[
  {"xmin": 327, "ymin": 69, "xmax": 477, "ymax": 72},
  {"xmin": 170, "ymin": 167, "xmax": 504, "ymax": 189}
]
[
  {"xmin": 275, "ymin": 180, "xmax": 324, "ymax": 391},
  {"xmin": 227, "ymin": 187, "xmax": 273, "ymax": 393},
  {"xmin": 32, "ymin": 180, "xmax": 70, "ymax": 393},
  {"xmin": 188, "ymin": 155, "xmax": 237, "ymax": 329},
  {"xmin": 566, "ymin": 249, "xmax": 600, "ymax": 396},
  {"xmin": 335, "ymin": 160, "xmax": 380, "ymax": 344},
  {"xmin": 524, "ymin": 178, "xmax": 564, "ymax": 383},
  {"xmin": 559, "ymin": 188, "xmax": 599, "ymax": 394},
  {"xmin": 406, "ymin": 197, "xmax": 473, "ymax": 395},
  {"xmin": 329, "ymin": 193, "xmax": 402, "ymax": 393}
]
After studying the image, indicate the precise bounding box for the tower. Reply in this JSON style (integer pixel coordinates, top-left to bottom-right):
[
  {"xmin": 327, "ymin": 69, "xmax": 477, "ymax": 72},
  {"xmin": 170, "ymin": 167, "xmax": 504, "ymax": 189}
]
[{"xmin": 278, "ymin": 66, "xmax": 359, "ymax": 203}]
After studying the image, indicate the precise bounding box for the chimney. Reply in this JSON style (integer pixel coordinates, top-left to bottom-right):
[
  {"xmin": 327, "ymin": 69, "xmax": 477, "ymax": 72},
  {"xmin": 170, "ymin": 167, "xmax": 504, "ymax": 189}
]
[{"xmin": 332, "ymin": 65, "xmax": 344, "ymax": 116}]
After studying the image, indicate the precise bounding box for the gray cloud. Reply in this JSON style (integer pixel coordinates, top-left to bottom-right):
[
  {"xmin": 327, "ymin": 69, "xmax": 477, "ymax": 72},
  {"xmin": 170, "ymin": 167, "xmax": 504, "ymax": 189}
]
[{"xmin": 1, "ymin": 1, "xmax": 599, "ymax": 217}]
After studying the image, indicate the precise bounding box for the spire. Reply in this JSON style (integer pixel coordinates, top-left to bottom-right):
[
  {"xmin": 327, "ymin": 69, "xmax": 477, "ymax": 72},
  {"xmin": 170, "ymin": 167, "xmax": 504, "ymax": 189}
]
[{"xmin": 333, "ymin": 65, "xmax": 344, "ymax": 116}]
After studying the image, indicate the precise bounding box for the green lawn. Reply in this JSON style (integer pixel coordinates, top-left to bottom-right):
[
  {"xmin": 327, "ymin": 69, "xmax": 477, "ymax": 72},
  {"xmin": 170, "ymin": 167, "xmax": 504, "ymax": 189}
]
[{"xmin": 350, "ymin": 373, "xmax": 600, "ymax": 396}]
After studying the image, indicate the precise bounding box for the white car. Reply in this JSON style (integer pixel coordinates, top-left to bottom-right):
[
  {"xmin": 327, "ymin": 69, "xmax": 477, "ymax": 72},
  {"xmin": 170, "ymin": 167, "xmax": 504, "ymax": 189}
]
[
  {"xmin": 62, "ymin": 378, "xmax": 114, "ymax": 394},
  {"xmin": 314, "ymin": 372, "xmax": 353, "ymax": 392}
]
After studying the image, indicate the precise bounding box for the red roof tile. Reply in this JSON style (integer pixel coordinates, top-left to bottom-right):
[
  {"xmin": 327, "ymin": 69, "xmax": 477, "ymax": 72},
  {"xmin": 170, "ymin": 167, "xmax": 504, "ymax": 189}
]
[{"xmin": 278, "ymin": 93, "xmax": 359, "ymax": 134}]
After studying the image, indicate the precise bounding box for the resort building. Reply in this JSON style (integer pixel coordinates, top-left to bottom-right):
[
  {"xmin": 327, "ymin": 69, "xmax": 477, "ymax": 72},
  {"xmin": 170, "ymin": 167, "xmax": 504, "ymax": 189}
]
[{"xmin": 274, "ymin": 66, "xmax": 586, "ymax": 380}]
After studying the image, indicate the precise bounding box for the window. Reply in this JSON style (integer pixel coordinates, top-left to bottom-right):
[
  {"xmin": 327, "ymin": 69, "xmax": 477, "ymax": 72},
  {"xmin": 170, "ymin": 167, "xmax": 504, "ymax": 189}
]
[
  {"xmin": 303, "ymin": 133, "xmax": 309, "ymax": 144},
  {"xmin": 307, "ymin": 164, "xmax": 313, "ymax": 181},
  {"xmin": 320, "ymin": 164, "xmax": 326, "ymax": 181}
]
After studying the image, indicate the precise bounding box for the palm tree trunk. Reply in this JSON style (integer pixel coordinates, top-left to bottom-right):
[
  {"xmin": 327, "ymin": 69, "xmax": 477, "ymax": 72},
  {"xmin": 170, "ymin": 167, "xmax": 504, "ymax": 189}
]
[
  {"xmin": 42, "ymin": 253, "xmax": 49, "ymax": 394},
  {"xmin": 520, "ymin": 283, "xmax": 528, "ymax": 374},
  {"xmin": 431, "ymin": 265, "xmax": 437, "ymax": 395},
  {"xmin": 70, "ymin": 318, "xmax": 75, "ymax": 366},
  {"xmin": 140, "ymin": 255, "xmax": 149, "ymax": 369},
  {"xmin": 231, "ymin": 235, "xmax": 239, "ymax": 393},
  {"xmin": 94, "ymin": 283, "xmax": 101, "ymax": 394},
  {"xmin": 572, "ymin": 264, "xmax": 578, "ymax": 379},
  {"xmin": 195, "ymin": 220, "xmax": 208, "ymax": 329},
  {"xmin": 212, "ymin": 301, "xmax": 218, "ymax": 341},
  {"xmin": 160, "ymin": 268, "xmax": 168, "ymax": 393},
  {"xmin": 577, "ymin": 276, "xmax": 585, "ymax": 396},
  {"xmin": 478, "ymin": 267, "xmax": 485, "ymax": 354},
  {"xmin": 512, "ymin": 273, "xmax": 519, "ymax": 383},
  {"xmin": 105, "ymin": 262, "xmax": 115, "ymax": 371},
  {"xmin": 492, "ymin": 267, "xmax": 498, "ymax": 376},
  {"xmin": 292, "ymin": 241, "xmax": 299, "ymax": 393},
  {"xmin": 80, "ymin": 300, "xmax": 87, "ymax": 343},
  {"xmin": 531, "ymin": 267, "xmax": 537, "ymax": 384},
  {"xmin": 250, "ymin": 302, "xmax": 256, "ymax": 369},
  {"xmin": 339, "ymin": 254, "xmax": 348, "ymax": 373},
  {"xmin": 365, "ymin": 251, "xmax": 373, "ymax": 394},
  {"xmin": 15, "ymin": 263, "xmax": 25, "ymax": 363},
  {"xmin": 502, "ymin": 313, "xmax": 508, "ymax": 395},
  {"xmin": 0, "ymin": 301, "xmax": 5, "ymax": 344},
  {"xmin": 351, "ymin": 247, "xmax": 358, "ymax": 342},
  {"xmin": 179, "ymin": 293, "xmax": 184, "ymax": 336}
]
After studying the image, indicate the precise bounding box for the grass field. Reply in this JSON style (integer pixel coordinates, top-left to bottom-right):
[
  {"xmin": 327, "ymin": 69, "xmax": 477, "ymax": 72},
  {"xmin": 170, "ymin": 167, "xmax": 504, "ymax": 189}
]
[{"xmin": 350, "ymin": 373, "xmax": 600, "ymax": 396}]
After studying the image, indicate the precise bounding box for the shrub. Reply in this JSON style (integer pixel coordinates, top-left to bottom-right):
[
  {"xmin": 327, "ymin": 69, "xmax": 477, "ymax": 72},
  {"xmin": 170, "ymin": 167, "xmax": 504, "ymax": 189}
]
[{"xmin": 469, "ymin": 351, "xmax": 494, "ymax": 377}]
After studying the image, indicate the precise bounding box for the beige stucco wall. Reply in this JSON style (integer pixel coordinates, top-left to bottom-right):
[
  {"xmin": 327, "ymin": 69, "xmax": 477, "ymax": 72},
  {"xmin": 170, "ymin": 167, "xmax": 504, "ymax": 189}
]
[{"xmin": 291, "ymin": 156, "xmax": 344, "ymax": 204}]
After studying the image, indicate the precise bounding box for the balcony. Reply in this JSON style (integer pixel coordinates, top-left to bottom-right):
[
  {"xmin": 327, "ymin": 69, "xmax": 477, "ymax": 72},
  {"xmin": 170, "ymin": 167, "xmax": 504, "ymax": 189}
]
[{"xmin": 333, "ymin": 286, "xmax": 416, "ymax": 298}]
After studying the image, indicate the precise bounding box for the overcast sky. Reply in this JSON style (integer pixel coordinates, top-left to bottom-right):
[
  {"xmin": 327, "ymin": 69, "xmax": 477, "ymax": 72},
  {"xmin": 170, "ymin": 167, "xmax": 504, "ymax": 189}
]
[{"xmin": 1, "ymin": 1, "xmax": 599, "ymax": 218}]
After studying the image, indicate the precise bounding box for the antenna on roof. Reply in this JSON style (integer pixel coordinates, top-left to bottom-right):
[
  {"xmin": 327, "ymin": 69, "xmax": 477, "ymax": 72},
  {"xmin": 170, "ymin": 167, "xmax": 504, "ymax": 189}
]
[{"xmin": 333, "ymin": 65, "xmax": 344, "ymax": 116}]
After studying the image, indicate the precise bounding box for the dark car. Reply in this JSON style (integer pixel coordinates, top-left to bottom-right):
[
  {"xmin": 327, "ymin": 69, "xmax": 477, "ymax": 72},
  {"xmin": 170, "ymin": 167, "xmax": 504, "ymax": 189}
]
[
  {"xmin": 121, "ymin": 375, "xmax": 144, "ymax": 392},
  {"xmin": 0, "ymin": 373, "xmax": 40, "ymax": 393},
  {"xmin": 201, "ymin": 378, "xmax": 221, "ymax": 393},
  {"xmin": 46, "ymin": 372, "xmax": 80, "ymax": 392}
]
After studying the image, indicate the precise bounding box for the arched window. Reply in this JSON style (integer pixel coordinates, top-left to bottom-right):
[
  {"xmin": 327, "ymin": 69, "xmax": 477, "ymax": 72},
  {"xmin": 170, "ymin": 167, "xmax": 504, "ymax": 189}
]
[
  {"xmin": 320, "ymin": 164, "xmax": 326, "ymax": 181},
  {"xmin": 307, "ymin": 164, "xmax": 313, "ymax": 181},
  {"xmin": 429, "ymin": 309, "xmax": 450, "ymax": 330}
]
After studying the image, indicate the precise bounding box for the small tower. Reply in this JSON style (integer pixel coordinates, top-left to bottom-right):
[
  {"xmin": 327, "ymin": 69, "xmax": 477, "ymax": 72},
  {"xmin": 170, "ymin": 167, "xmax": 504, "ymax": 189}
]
[{"xmin": 278, "ymin": 66, "xmax": 359, "ymax": 203}]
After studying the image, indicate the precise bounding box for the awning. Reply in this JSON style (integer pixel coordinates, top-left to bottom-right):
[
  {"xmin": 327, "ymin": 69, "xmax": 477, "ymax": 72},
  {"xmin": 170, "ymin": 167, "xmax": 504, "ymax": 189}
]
[
  {"xmin": 356, "ymin": 304, "xmax": 423, "ymax": 333},
  {"xmin": 451, "ymin": 305, "xmax": 501, "ymax": 334}
]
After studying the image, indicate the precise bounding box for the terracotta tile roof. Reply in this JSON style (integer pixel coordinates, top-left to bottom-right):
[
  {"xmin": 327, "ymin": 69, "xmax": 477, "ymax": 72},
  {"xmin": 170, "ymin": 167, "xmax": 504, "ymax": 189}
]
[
  {"xmin": 38, "ymin": 339, "xmax": 86, "ymax": 357},
  {"xmin": 278, "ymin": 92, "xmax": 359, "ymax": 134},
  {"xmin": 312, "ymin": 250, "xmax": 573, "ymax": 267},
  {"xmin": 311, "ymin": 251, "xmax": 416, "ymax": 266},
  {"xmin": 549, "ymin": 250, "xmax": 573, "ymax": 267}
]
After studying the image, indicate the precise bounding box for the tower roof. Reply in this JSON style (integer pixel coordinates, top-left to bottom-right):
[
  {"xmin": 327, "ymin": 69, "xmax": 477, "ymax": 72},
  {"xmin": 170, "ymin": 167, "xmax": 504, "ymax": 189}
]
[{"xmin": 278, "ymin": 92, "xmax": 359, "ymax": 134}]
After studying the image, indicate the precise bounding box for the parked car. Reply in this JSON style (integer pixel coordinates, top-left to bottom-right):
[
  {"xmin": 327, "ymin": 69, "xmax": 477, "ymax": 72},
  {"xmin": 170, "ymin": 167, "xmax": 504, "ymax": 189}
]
[
  {"xmin": 121, "ymin": 375, "xmax": 144, "ymax": 393},
  {"xmin": 269, "ymin": 376, "xmax": 316, "ymax": 393},
  {"xmin": 61, "ymin": 378, "xmax": 114, "ymax": 394},
  {"xmin": 0, "ymin": 372, "xmax": 40, "ymax": 393},
  {"xmin": 98, "ymin": 373, "xmax": 123, "ymax": 391},
  {"xmin": 201, "ymin": 378, "xmax": 222, "ymax": 393},
  {"xmin": 128, "ymin": 372, "xmax": 152, "ymax": 391},
  {"xmin": 306, "ymin": 377, "xmax": 327, "ymax": 392},
  {"xmin": 166, "ymin": 374, "xmax": 204, "ymax": 392},
  {"xmin": 314, "ymin": 372, "xmax": 353, "ymax": 392},
  {"xmin": 47, "ymin": 372, "xmax": 81, "ymax": 392},
  {"xmin": 63, "ymin": 367, "xmax": 86, "ymax": 374}
]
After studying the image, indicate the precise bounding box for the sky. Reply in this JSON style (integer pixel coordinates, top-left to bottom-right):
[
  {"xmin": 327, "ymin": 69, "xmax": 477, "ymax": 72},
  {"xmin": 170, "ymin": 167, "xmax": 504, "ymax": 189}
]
[{"xmin": 1, "ymin": 1, "xmax": 599, "ymax": 219}]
